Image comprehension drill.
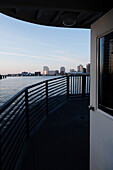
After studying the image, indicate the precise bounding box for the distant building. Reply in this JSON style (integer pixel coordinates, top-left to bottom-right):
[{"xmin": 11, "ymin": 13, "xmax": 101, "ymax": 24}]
[
  {"xmin": 86, "ymin": 63, "xmax": 90, "ymax": 73},
  {"xmin": 79, "ymin": 65, "xmax": 83, "ymax": 72},
  {"xmin": 48, "ymin": 70, "xmax": 55, "ymax": 76},
  {"xmin": 60, "ymin": 67, "xmax": 65, "ymax": 75},
  {"xmin": 77, "ymin": 66, "xmax": 80, "ymax": 72},
  {"xmin": 77, "ymin": 65, "xmax": 83, "ymax": 73},
  {"xmin": 43, "ymin": 66, "xmax": 49, "ymax": 75},
  {"xmin": 55, "ymin": 70, "xmax": 59, "ymax": 75},
  {"xmin": 35, "ymin": 72, "xmax": 41, "ymax": 76},
  {"xmin": 70, "ymin": 69, "xmax": 76, "ymax": 72},
  {"xmin": 22, "ymin": 72, "xmax": 28, "ymax": 76}
]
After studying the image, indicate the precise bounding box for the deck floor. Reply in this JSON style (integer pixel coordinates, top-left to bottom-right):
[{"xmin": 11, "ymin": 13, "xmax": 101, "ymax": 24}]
[{"xmin": 20, "ymin": 97, "xmax": 89, "ymax": 170}]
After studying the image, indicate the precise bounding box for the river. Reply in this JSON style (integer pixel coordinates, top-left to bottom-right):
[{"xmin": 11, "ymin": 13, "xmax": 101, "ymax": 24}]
[{"xmin": 0, "ymin": 76, "xmax": 57, "ymax": 107}]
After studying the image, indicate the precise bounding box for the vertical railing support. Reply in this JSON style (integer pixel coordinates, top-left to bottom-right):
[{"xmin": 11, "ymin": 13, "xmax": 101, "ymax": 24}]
[
  {"xmin": 82, "ymin": 75, "xmax": 86, "ymax": 99},
  {"xmin": 25, "ymin": 88, "xmax": 30, "ymax": 138},
  {"xmin": 67, "ymin": 76, "xmax": 69, "ymax": 101},
  {"xmin": 46, "ymin": 81, "xmax": 48, "ymax": 115}
]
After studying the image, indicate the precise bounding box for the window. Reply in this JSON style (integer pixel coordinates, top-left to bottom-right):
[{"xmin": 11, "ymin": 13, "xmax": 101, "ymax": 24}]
[{"xmin": 98, "ymin": 32, "xmax": 113, "ymax": 115}]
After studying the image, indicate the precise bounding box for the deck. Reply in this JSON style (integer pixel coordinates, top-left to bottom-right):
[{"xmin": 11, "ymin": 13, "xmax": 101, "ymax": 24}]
[{"xmin": 20, "ymin": 97, "xmax": 89, "ymax": 170}]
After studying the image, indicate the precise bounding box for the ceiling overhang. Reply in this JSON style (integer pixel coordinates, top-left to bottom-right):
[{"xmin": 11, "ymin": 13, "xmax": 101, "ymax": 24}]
[{"xmin": 0, "ymin": 1, "xmax": 112, "ymax": 28}]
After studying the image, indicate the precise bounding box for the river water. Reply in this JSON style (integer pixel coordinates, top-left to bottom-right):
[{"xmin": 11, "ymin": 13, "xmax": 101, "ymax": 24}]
[{"xmin": 0, "ymin": 76, "xmax": 57, "ymax": 107}]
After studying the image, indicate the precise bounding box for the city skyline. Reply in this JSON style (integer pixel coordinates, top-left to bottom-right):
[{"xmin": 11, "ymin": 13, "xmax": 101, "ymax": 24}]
[
  {"xmin": 0, "ymin": 13, "xmax": 90, "ymax": 75},
  {"xmin": 3, "ymin": 63, "xmax": 90, "ymax": 76}
]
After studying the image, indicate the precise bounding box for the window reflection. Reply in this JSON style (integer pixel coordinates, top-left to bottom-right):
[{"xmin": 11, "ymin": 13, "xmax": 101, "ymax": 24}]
[{"xmin": 99, "ymin": 32, "xmax": 113, "ymax": 115}]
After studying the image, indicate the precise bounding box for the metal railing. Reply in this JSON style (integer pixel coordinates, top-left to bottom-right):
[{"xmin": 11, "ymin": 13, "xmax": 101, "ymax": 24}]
[
  {"xmin": 69, "ymin": 74, "xmax": 90, "ymax": 97},
  {"xmin": 0, "ymin": 75, "xmax": 90, "ymax": 170}
]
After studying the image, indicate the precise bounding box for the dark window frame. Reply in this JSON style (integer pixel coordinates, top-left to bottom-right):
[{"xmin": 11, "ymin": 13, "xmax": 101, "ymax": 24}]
[{"xmin": 98, "ymin": 32, "xmax": 113, "ymax": 116}]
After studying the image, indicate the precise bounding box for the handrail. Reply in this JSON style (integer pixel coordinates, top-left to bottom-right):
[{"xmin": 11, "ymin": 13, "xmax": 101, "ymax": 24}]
[{"xmin": 0, "ymin": 75, "xmax": 90, "ymax": 170}]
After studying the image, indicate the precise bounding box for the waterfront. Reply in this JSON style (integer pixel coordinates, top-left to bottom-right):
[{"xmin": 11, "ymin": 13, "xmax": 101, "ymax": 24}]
[{"xmin": 0, "ymin": 76, "xmax": 57, "ymax": 107}]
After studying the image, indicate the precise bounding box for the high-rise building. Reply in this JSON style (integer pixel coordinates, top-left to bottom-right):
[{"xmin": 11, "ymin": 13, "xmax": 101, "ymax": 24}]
[
  {"xmin": 79, "ymin": 65, "xmax": 83, "ymax": 72},
  {"xmin": 77, "ymin": 66, "xmax": 80, "ymax": 72},
  {"xmin": 43, "ymin": 66, "xmax": 49, "ymax": 75},
  {"xmin": 60, "ymin": 67, "xmax": 65, "ymax": 75},
  {"xmin": 77, "ymin": 65, "xmax": 83, "ymax": 73},
  {"xmin": 86, "ymin": 63, "xmax": 90, "ymax": 73}
]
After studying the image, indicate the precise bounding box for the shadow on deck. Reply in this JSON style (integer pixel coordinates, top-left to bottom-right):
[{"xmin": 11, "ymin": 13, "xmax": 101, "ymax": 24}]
[{"xmin": 20, "ymin": 97, "xmax": 89, "ymax": 170}]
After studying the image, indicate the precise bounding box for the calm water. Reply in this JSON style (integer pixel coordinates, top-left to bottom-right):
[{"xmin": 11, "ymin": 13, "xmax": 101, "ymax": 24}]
[{"xmin": 0, "ymin": 76, "xmax": 57, "ymax": 107}]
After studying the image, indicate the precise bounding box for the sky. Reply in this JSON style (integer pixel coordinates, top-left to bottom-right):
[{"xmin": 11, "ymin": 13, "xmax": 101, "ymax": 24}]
[{"xmin": 0, "ymin": 13, "xmax": 90, "ymax": 74}]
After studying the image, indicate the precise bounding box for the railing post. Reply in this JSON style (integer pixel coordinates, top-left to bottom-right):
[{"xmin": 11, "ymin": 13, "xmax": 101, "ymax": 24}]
[
  {"xmin": 82, "ymin": 75, "xmax": 86, "ymax": 99},
  {"xmin": 67, "ymin": 76, "xmax": 69, "ymax": 101},
  {"xmin": 25, "ymin": 88, "xmax": 30, "ymax": 138},
  {"xmin": 46, "ymin": 81, "xmax": 48, "ymax": 115}
]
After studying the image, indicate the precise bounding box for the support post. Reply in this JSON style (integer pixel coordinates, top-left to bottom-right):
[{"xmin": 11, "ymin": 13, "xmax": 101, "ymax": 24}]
[
  {"xmin": 46, "ymin": 81, "xmax": 48, "ymax": 115},
  {"xmin": 82, "ymin": 75, "xmax": 86, "ymax": 99},
  {"xmin": 67, "ymin": 76, "xmax": 69, "ymax": 101},
  {"xmin": 25, "ymin": 88, "xmax": 29, "ymax": 138}
]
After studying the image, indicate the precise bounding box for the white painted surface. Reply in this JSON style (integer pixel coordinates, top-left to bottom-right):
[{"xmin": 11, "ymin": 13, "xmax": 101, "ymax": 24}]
[{"xmin": 90, "ymin": 9, "xmax": 113, "ymax": 170}]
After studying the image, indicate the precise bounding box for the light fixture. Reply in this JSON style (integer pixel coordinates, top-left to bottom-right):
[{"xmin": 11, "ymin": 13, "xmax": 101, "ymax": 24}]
[{"xmin": 63, "ymin": 15, "xmax": 76, "ymax": 27}]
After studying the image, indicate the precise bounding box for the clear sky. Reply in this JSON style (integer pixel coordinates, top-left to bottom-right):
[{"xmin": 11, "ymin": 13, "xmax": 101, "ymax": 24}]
[{"xmin": 0, "ymin": 13, "xmax": 90, "ymax": 74}]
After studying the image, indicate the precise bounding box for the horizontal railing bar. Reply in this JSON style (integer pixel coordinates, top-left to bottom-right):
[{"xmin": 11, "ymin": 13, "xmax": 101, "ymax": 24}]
[
  {"xmin": 2, "ymin": 122, "xmax": 26, "ymax": 162},
  {"xmin": 29, "ymin": 94, "xmax": 46, "ymax": 106},
  {"xmin": 69, "ymin": 74, "xmax": 90, "ymax": 77},
  {"xmin": 28, "ymin": 83, "xmax": 45, "ymax": 94},
  {"xmin": 1, "ymin": 99, "xmax": 25, "ymax": 128},
  {"xmin": 1, "ymin": 102, "xmax": 25, "ymax": 130},
  {"xmin": 0, "ymin": 88, "xmax": 25, "ymax": 113},
  {"xmin": 48, "ymin": 79, "xmax": 66, "ymax": 87},
  {"xmin": 1, "ymin": 106, "xmax": 25, "ymax": 139},
  {"xmin": 28, "ymin": 86, "xmax": 45, "ymax": 98},
  {"xmin": 48, "ymin": 83, "xmax": 66, "ymax": 95},
  {"xmin": 1, "ymin": 117, "xmax": 26, "ymax": 156},
  {"xmin": 48, "ymin": 87, "xmax": 66, "ymax": 97},
  {"xmin": 48, "ymin": 82, "xmax": 66, "ymax": 91},
  {"xmin": 27, "ymin": 76, "xmax": 67, "ymax": 90},
  {"xmin": 46, "ymin": 76, "xmax": 67, "ymax": 83},
  {"xmin": 1, "ymin": 110, "xmax": 26, "ymax": 144},
  {"xmin": 27, "ymin": 81, "xmax": 46, "ymax": 89},
  {"xmin": 2, "ymin": 129, "xmax": 26, "ymax": 170},
  {"xmin": 48, "ymin": 78, "xmax": 66, "ymax": 86},
  {"xmin": 48, "ymin": 81, "xmax": 66, "ymax": 91},
  {"xmin": 7, "ymin": 133, "xmax": 26, "ymax": 170},
  {"xmin": 0, "ymin": 95, "xmax": 25, "ymax": 122},
  {"xmin": 1, "ymin": 112, "xmax": 26, "ymax": 144},
  {"xmin": 28, "ymin": 85, "xmax": 45, "ymax": 95},
  {"xmin": 28, "ymin": 91, "xmax": 45, "ymax": 102}
]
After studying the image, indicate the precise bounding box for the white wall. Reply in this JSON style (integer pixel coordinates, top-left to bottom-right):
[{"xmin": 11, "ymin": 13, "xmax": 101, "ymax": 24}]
[{"xmin": 90, "ymin": 9, "xmax": 113, "ymax": 170}]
